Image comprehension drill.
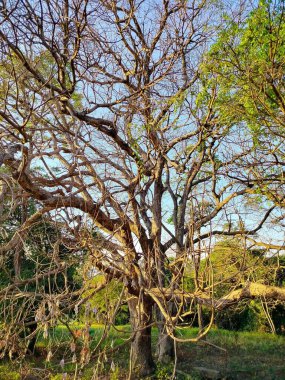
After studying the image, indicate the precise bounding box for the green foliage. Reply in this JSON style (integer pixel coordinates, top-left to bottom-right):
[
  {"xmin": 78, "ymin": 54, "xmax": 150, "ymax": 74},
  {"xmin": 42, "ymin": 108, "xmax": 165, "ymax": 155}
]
[
  {"xmin": 208, "ymin": 239, "xmax": 284, "ymax": 332},
  {"xmin": 201, "ymin": 1, "xmax": 285, "ymax": 143},
  {"xmin": 110, "ymin": 364, "xmax": 120, "ymax": 380},
  {"xmin": 215, "ymin": 300, "xmax": 269, "ymax": 332},
  {"xmin": 0, "ymin": 198, "xmax": 84, "ymax": 359},
  {"xmin": 82, "ymin": 275, "xmax": 129, "ymax": 325},
  {"xmin": 155, "ymin": 362, "xmax": 175, "ymax": 379},
  {"xmin": 182, "ymin": 238, "xmax": 285, "ymax": 332},
  {"xmin": 0, "ymin": 208, "xmax": 80, "ymax": 291}
]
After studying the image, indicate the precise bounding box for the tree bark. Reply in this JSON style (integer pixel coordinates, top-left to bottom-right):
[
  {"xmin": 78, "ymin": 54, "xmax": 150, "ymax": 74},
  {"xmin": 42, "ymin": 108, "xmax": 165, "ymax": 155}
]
[
  {"xmin": 156, "ymin": 306, "xmax": 174, "ymax": 363},
  {"xmin": 26, "ymin": 322, "xmax": 37, "ymax": 354},
  {"xmin": 197, "ymin": 304, "xmax": 205, "ymax": 333},
  {"xmin": 128, "ymin": 296, "xmax": 155, "ymax": 377},
  {"xmin": 157, "ymin": 329, "xmax": 174, "ymax": 364}
]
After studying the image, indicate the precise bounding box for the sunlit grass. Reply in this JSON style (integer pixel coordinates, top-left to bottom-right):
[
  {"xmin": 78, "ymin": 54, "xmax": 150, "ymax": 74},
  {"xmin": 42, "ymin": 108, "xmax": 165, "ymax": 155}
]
[{"xmin": 1, "ymin": 326, "xmax": 285, "ymax": 379}]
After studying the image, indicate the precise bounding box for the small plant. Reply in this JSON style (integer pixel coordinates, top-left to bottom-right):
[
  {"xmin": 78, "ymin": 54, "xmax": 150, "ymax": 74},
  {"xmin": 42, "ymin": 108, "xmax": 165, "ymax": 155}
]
[
  {"xmin": 110, "ymin": 365, "xmax": 120, "ymax": 380},
  {"xmin": 155, "ymin": 363, "xmax": 174, "ymax": 380}
]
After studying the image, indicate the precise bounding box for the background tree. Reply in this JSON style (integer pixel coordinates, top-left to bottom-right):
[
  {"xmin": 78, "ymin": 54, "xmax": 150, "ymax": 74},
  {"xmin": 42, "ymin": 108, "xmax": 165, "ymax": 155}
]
[
  {"xmin": 203, "ymin": 0, "xmax": 285, "ymax": 231},
  {"xmin": 0, "ymin": 190, "xmax": 84, "ymax": 358},
  {"xmin": 202, "ymin": 238, "xmax": 285, "ymax": 333}
]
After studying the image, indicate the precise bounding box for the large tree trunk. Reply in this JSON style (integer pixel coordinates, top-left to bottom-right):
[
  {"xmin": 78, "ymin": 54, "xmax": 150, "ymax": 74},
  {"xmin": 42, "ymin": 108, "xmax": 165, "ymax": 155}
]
[
  {"xmin": 157, "ymin": 330, "xmax": 174, "ymax": 363},
  {"xmin": 156, "ymin": 306, "xmax": 174, "ymax": 363},
  {"xmin": 128, "ymin": 296, "xmax": 155, "ymax": 377},
  {"xmin": 197, "ymin": 304, "xmax": 205, "ymax": 333}
]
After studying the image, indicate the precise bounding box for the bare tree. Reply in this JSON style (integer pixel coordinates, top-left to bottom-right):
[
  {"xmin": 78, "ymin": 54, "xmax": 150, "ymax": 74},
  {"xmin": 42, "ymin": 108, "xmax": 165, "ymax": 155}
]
[{"xmin": 0, "ymin": 0, "xmax": 285, "ymax": 376}]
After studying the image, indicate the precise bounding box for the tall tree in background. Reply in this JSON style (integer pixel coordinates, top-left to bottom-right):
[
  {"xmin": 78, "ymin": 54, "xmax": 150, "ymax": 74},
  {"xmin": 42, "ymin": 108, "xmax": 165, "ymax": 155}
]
[
  {"xmin": 204, "ymin": 0, "xmax": 285, "ymax": 235},
  {"xmin": 0, "ymin": 0, "xmax": 285, "ymax": 376},
  {"xmin": 0, "ymin": 191, "xmax": 84, "ymax": 358}
]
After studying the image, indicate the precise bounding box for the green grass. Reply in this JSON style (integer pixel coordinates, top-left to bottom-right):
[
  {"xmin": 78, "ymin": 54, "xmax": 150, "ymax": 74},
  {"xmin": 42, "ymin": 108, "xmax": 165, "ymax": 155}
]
[
  {"xmin": 177, "ymin": 328, "xmax": 285, "ymax": 379},
  {"xmin": 0, "ymin": 362, "xmax": 20, "ymax": 380},
  {"xmin": 1, "ymin": 326, "xmax": 285, "ymax": 379}
]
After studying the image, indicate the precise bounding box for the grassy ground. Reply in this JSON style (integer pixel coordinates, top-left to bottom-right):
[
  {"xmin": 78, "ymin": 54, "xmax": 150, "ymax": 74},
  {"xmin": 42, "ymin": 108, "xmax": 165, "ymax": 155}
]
[
  {"xmin": 177, "ymin": 328, "xmax": 285, "ymax": 379},
  {"xmin": 0, "ymin": 326, "xmax": 285, "ymax": 379}
]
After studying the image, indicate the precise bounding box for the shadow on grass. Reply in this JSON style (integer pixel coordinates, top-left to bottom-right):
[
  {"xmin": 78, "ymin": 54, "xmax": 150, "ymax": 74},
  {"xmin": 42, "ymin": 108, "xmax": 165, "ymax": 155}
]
[{"xmin": 1, "ymin": 326, "xmax": 285, "ymax": 379}]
